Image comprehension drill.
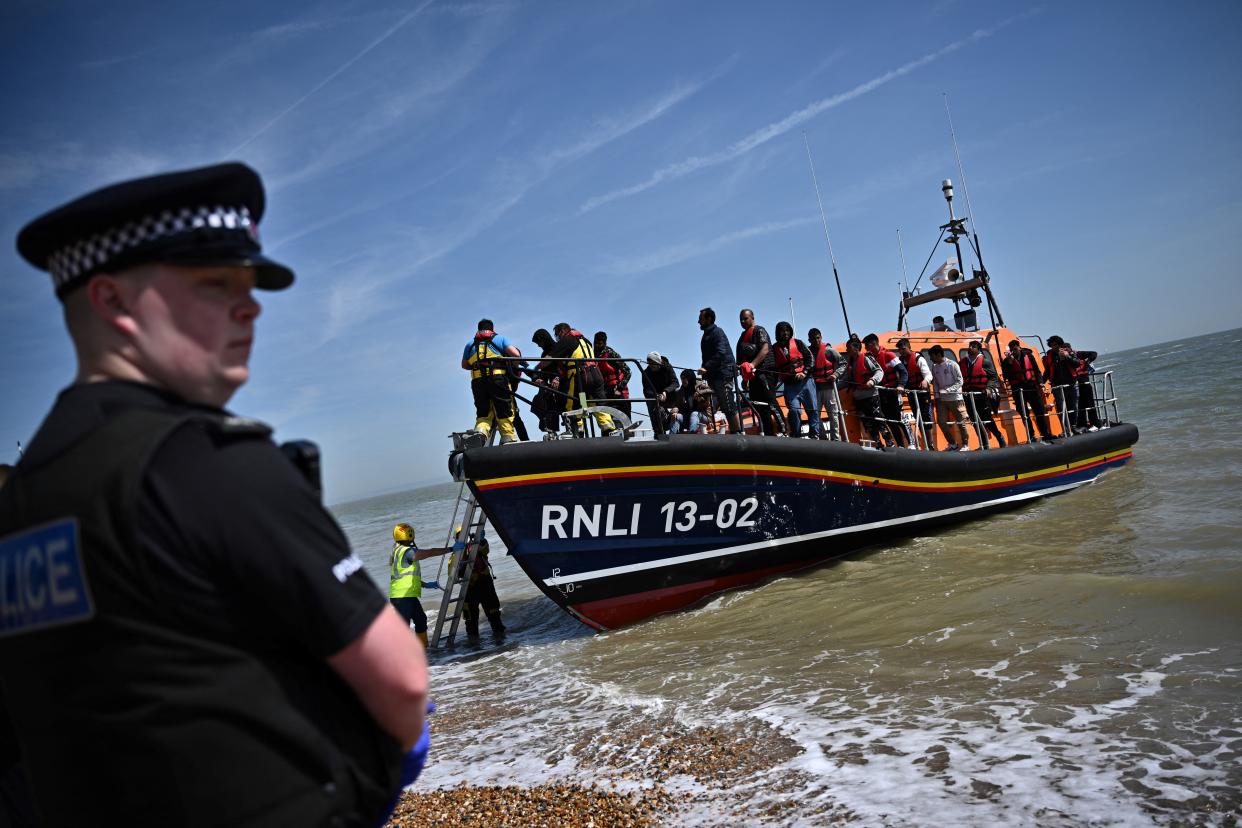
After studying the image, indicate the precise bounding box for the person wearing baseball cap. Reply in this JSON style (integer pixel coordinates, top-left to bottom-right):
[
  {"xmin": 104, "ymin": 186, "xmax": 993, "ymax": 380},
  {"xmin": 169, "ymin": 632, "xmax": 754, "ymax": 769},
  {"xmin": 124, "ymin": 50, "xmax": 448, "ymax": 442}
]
[{"xmin": 0, "ymin": 163, "xmax": 428, "ymax": 825}]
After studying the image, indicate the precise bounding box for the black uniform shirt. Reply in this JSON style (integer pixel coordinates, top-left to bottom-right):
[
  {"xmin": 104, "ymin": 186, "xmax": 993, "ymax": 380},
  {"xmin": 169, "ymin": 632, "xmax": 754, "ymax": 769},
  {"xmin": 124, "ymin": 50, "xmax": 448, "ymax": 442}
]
[
  {"xmin": 16, "ymin": 381, "xmax": 385, "ymax": 654},
  {"xmin": 1, "ymin": 380, "xmax": 393, "ymax": 824}
]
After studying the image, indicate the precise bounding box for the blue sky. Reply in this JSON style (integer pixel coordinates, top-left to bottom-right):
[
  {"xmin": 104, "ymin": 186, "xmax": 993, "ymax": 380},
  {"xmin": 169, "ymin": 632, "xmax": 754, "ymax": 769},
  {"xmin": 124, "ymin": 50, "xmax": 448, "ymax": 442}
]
[{"xmin": 2, "ymin": 1, "xmax": 1240, "ymax": 503}]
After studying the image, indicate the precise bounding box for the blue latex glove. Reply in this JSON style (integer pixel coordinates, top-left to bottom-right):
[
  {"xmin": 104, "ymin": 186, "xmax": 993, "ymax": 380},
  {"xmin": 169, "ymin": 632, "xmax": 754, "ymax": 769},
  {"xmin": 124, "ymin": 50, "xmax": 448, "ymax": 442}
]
[
  {"xmin": 451, "ymin": 540, "xmax": 466, "ymax": 552},
  {"xmin": 375, "ymin": 701, "xmax": 435, "ymax": 826},
  {"xmin": 423, "ymin": 580, "xmax": 441, "ymax": 591}
]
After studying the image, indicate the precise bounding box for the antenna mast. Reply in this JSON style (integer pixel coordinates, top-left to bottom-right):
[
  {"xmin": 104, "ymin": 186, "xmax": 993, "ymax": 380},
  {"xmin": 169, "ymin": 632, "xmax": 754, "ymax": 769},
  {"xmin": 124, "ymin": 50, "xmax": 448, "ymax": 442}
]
[
  {"xmin": 944, "ymin": 93, "xmax": 979, "ymax": 239},
  {"xmin": 802, "ymin": 131, "xmax": 852, "ymax": 337},
  {"xmin": 897, "ymin": 229, "xmax": 911, "ymax": 333}
]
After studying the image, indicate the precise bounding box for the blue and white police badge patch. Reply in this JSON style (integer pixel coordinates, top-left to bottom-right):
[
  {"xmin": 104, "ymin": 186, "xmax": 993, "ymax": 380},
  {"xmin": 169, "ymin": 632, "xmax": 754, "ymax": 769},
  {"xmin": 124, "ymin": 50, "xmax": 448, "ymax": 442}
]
[{"xmin": 0, "ymin": 518, "xmax": 95, "ymax": 637}]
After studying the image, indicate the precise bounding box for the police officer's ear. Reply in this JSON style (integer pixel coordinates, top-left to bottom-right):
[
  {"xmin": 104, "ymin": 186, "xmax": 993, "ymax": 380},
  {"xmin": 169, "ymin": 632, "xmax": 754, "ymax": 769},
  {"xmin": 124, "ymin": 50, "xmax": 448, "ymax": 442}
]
[{"xmin": 83, "ymin": 271, "xmax": 146, "ymax": 336}]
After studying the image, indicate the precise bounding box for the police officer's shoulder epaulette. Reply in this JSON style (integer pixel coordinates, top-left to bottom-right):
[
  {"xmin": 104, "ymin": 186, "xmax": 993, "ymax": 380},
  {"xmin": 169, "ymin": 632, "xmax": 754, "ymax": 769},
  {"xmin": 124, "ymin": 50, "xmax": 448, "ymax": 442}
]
[{"xmin": 190, "ymin": 413, "xmax": 274, "ymax": 440}]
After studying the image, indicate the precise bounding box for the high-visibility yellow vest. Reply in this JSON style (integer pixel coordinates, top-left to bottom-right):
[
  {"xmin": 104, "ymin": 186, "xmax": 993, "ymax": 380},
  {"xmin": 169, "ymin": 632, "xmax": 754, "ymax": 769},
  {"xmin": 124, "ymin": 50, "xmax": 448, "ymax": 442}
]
[{"xmin": 389, "ymin": 542, "xmax": 421, "ymax": 598}]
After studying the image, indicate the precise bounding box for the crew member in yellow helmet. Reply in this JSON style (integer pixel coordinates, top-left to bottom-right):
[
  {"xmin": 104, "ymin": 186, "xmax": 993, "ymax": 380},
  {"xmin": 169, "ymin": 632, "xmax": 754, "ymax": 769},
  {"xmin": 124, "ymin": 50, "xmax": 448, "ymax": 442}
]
[
  {"xmin": 390, "ymin": 522, "xmax": 456, "ymax": 647},
  {"xmin": 450, "ymin": 525, "xmax": 506, "ymax": 640},
  {"xmin": 462, "ymin": 318, "xmax": 521, "ymax": 444}
]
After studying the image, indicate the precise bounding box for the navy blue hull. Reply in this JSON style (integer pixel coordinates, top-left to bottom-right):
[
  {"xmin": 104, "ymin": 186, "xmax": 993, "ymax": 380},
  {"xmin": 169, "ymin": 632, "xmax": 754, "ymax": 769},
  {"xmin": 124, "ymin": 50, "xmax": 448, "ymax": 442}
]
[{"xmin": 461, "ymin": 425, "xmax": 1138, "ymax": 629}]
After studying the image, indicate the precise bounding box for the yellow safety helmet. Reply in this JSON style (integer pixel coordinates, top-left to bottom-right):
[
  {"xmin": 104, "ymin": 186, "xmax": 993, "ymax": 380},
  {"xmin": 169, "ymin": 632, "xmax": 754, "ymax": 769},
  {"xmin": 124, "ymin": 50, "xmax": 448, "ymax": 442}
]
[
  {"xmin": 393, "ymin": 523, "xmax": 415, "ymax": 543},
  {"xmin": 454, "ymin": 525, "xmax": 463, "ymax": 537}
]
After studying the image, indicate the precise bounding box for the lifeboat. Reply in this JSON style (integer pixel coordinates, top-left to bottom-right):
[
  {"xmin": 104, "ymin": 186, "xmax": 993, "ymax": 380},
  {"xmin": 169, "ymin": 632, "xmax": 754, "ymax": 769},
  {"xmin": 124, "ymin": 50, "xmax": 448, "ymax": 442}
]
[{"xmin": 447, "ymin": 180, "xmax": 1139, "ymax": 631}]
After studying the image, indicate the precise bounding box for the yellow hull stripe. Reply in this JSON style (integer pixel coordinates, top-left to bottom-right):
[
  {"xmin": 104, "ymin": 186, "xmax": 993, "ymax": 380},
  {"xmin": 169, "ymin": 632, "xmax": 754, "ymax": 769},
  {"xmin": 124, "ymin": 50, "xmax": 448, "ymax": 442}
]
[{"xmin": 474, "ymin": 450, "xmax": 1132, "ymax": 491}]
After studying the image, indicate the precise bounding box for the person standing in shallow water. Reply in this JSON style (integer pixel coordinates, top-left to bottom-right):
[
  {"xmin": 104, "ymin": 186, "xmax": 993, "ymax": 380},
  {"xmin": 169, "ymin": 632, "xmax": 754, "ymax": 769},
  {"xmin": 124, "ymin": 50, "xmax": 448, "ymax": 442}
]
[
  {"xmin": 454, "ymin": 526, "xmax": 505, "ymax": 640},
  {"xmin": 0, "ymin": 163, "xmax": 429, "ymax": 825},
  {"xmin": 390, "ymin": 522, "xmax": 455, "ymax": 648}
]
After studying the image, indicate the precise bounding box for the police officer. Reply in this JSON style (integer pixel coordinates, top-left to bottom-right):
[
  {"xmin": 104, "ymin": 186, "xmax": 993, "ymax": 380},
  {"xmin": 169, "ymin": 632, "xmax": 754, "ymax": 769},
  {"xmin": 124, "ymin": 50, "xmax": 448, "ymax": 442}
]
[
  {"xmin": 390, "ymin": 522, "xmax": 455, "ymax": 648},
  {"xmin": 0, "ymin": 163, "xmax": 429, "ymax": 825}
]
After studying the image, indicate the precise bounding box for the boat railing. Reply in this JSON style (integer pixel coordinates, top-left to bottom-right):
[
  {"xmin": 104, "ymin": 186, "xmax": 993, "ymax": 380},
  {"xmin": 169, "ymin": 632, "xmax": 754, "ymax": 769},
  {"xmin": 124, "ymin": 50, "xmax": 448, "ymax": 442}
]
[
  {"xmin": 469, "ymin": 355, "xmax": 1122, "ymax": 448},
  {"xmin": 488, "ymin": 355, "xmax": 667, "ymax": 439},
  {"xmin": 1048, "ymin": 370, "xmax": 1118, "ymax": 435}
]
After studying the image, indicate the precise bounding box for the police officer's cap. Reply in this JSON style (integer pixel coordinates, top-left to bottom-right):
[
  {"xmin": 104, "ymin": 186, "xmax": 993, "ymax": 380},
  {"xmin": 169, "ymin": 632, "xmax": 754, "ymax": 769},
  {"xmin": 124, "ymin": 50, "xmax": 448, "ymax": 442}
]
[{"xmin": 16, "ymin": 162, "xmax": 294, "ymax": 299}]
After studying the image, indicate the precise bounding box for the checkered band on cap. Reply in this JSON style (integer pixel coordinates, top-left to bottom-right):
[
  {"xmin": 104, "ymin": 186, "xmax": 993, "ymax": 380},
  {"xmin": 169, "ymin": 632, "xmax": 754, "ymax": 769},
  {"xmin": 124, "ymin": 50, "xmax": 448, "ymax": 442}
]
[{"xmin": 45, "ymin": 204, "xmax": 256, "ymax": 291}]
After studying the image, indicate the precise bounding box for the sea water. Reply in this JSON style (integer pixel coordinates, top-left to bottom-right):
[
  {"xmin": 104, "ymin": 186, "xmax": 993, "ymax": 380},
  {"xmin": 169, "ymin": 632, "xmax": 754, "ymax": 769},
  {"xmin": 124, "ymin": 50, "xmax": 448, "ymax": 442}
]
[{"xmin": 334, "ymin": 327, "xmax": 1242, "ymax": 826}]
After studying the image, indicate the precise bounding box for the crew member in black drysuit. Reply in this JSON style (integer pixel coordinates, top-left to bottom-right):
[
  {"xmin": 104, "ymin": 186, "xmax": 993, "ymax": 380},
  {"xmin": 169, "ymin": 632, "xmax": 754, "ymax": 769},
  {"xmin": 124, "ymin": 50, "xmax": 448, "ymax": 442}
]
[
  {"xmin": 530, "ymin": 328, "xmax": 563, "ymax": 435},
  {"xmin": 456, "ymin": 528, "xmax": 505, "ymax": 640}
]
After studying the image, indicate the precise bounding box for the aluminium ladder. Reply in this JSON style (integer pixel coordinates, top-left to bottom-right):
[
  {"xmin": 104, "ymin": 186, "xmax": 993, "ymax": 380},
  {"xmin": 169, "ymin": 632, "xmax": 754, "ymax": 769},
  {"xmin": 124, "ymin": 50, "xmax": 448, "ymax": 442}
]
[{"xmin": 428, "ymin": 483, "xmax": 488, "ymax": 649}]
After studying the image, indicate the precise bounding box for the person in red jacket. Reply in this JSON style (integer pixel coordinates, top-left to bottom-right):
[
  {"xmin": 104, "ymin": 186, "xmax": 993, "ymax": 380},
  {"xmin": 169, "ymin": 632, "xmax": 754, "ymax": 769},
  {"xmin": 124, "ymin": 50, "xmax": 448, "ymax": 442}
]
[
  {"xmin": 897, "ymin": 338, "xmax": 934, "ymax": 448},
  {"xmin": 863, "ymin": 333, "xmax": 910, "ymax": 447},
  {"xmin": 959, "ymin": 340, "xmax": 1007, "ymax": 449},
  {"xmin": 808, "ymin": 327, "xmax": 844, "ymax": 440},
  {"xmin": 593, "ymin": 331, "xmax": 632, "ymax": 420},
  {"xmin": 1001, "ymin": 339, "xmax": 1052, "ymax": 442},
  {"xmin": 1042, "ymin": 335, "xmax": 1082, "ymax": 433},
  {"xmin": 1064, "ymin": 341, "xmax": 1102, "ymax": 432},
  {"xmin": 772, "ymin": 322, "xmax": 822, "ymax": 438}
]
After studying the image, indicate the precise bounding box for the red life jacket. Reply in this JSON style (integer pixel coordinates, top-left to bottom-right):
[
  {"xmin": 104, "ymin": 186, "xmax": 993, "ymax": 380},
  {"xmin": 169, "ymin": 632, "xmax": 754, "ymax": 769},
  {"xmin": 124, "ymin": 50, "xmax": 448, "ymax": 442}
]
[
  {"xmin": 903, "ymin": 351, "xmax": 926, "ymax": 388},
  {"xmin": 1010, "ymin": 351, "xmax": 1040, "ymax": 384},
  {"xmin": 877, "ymin": 347, "xmax": 901, "ymax": 388},
  {"xmin": 1069, "ymin": 351, "xmax": 1090, "ymax": 379},
  {"xmin": 597, "ymin": 346, "xmax": 628, "ymax": 394},
  {"xmin": 811, "ymin": 342, "xmax": 837, "ymax": 383},
  {"xmin": 851, "ymin": 352, "xmax": 874, "ymax": 389},
  {"xmin": 774, "ymin": 339, "xmax": 807, "ymax": 381},
  {"xmin": 960, "ymin": 354, "xmax": 989, "ymax": 391},
  {"xmin": 737, "ymin": 324, "xmax": 761, "ymax": 365}
]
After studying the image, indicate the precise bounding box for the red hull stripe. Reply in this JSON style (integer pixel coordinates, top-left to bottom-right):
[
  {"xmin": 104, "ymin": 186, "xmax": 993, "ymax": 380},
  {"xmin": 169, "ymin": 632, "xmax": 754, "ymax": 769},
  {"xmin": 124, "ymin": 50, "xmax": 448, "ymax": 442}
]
[
  {"xmin": 478, "ymin": 450, "xmax": 1133, "ymax": 494},
  {"xmin": 567, "ymin": 560, "xmax": 811, "ymax": 630}
]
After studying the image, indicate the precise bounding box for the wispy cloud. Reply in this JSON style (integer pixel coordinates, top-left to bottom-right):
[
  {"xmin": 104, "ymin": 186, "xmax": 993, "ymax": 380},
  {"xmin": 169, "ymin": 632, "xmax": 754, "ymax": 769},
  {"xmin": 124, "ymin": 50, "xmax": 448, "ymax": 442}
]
[
  {"xmin": 0, "ymin": 144, "xmax": 168, "ymax": 192},
  {"xmin": 227, "ymin": 0, "xmax": 438, "ymax": 156},
  {"xmin": 597, "ymin": 216, "xmax": 817, "ymax": 276},
  {"xmin": 309, "ymin": 72, "xmax": 720, "ymax": 342},
  {"xmin": 578, "ymin": 11, "xmax": 1037, "ymax": 215}
]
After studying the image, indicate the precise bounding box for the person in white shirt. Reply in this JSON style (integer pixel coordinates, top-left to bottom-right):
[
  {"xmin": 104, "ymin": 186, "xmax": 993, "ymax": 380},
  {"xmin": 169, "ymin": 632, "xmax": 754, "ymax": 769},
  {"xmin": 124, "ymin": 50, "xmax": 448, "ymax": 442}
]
[{"xmin": 928, "ymin": 344, "xmax": 971, "ymax": 451}]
